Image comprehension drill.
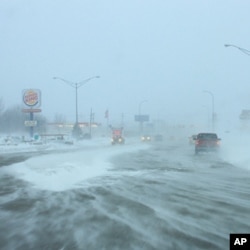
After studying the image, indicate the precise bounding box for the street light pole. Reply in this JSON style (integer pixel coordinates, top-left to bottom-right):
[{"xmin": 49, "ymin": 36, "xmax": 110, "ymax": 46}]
[
  {"xmin": 53, "ymin": 75, "xmax": 100, "ymax": 137},
  {"xmin": 202, "ymin": 105, "xmax": 210, "ymax": 130},
  {"xmin": 225, "ymin": 44, "xmax": 250, "ymax": 129},
  {"xmin": 138, "ymin": 100, "xmax": 148, "ymax": 133},
  {"xmin": 75, "ymin": 83, "xmax": 78, "ymax": 124},
  {"xmin": 203, "ymin": 90, "xmax": 215, "ymax": 131},
  {"xmin": 224, "ymin": 44, "xmax": 250, "ymax": 56},
  {"xmin": 138, "ymin": 100, "xmax": 148, "ymax": 115}
]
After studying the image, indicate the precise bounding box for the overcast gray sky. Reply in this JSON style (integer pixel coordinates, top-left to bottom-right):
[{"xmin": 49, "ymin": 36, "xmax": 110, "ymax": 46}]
[{"xmin": 1, "ymin": 0, "xmax": 250, "ymax": 128}]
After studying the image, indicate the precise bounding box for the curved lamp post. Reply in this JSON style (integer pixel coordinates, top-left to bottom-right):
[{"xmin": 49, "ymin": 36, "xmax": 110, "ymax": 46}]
[
  {"xmin": 203, "ymin": 90, "xmax": 215, "ymax": 131},
  {"xmin": 225, "ymin": 44, "xmax": 250, "ymax": 127},
  {"xmin": 53, "ymin": 75, "xmax": 100, "ymax": 137},
  {"xmin": 224, "ymin": 44, "xmax": 250, "ymax": 56}
]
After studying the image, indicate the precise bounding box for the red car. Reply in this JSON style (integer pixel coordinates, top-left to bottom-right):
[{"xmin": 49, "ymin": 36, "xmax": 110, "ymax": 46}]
[{"xmin": 195, "ymin": 133, "xmax": 221, "ymax": 154}]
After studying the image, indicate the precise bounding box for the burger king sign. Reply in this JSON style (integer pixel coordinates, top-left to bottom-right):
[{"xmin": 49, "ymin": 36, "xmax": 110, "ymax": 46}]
[{"xmin": 23, "ymin": 89, "xmax": 41, "ymax": 108}]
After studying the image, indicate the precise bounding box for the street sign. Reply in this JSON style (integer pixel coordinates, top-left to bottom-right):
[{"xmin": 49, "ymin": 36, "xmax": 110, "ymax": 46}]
[
  {"xmin": 22, "ymin": 108, "xmax": 42, "ymax": 113},
  {"xmin": 22, "ymin": 89, "xmax": 41, "ymax": 108},
  {"xmin": 134, "ymin": 115, "xmax": 149, "ymax": 122},
  {"xmin": 24, "ymin": 120, "xmax": 37, "ymax": 127}
]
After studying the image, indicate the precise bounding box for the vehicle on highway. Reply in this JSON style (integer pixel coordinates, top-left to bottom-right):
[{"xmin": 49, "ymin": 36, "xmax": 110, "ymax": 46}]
[
  {"xmin": 111, "ymin": 127, "xmax": 125, "ymax": 145},
  {"xmin": 195, "ymin": 133, "xmax": 221, "ymax": 154},
  {"xmin": 141, "ymin": 135, "xmax": 151, "ymax": 142},
  {"xmin": 111, "ymin": 135, "xmax": 125, "ymax": 145}
]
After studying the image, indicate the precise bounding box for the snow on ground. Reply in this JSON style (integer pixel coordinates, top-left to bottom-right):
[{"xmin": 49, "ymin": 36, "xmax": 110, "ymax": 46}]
[
  {"xmin": 2, "ymin": 128, "xmax": 250, "ymax": 192},
  {"xmin": 0, "ymin": 136, "xmax": 151, "ymax": 191},
  {"xmin": 216, "ymin": 130, "xmax": 250, "ymax": 171}
]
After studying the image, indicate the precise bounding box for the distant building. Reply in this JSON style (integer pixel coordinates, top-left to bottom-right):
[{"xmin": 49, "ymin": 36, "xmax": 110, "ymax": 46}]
[
  {"xmin": 46, "ymin": 122, "xmax": 101, "ymax": 134},
  {"xmin": 239, "ymin": 110, "xmax": 250, "ymax": 120}
]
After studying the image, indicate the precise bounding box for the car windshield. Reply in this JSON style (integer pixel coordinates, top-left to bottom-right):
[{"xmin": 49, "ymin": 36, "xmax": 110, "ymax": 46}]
[{"xmin": 198, "ymin": 133, "xmax": 218, "ymax": 139}]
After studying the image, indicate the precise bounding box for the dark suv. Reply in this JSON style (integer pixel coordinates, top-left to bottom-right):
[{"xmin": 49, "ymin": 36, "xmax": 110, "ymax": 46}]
[{"xmin": 195, "ymin": 133, "xmax": 221, "ymax": 154}]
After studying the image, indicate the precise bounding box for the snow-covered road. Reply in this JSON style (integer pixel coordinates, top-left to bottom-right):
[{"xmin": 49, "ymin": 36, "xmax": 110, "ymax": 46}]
[{"xmin": 0, "ymin": 135, "xmax": 250, "ymax": 250}]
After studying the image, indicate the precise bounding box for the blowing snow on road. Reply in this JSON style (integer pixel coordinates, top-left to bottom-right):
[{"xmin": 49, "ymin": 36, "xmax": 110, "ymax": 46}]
[{"xmin": 0, "ymin": 136, "xmax": 250, "ymax": 250}]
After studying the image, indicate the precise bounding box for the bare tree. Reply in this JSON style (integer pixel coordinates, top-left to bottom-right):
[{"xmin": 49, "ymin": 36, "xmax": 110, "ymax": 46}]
[
  {"xmin": 54, "ymin": 113, "xmax": 67, "ymax": 124},
  {"xmin": 0, "ymin": 105, "xmax": 26, "ymax": 133},
  {"xmin": 1, "ymin": 106, "xmax": 48, "ymax": 134}
]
